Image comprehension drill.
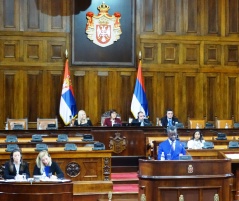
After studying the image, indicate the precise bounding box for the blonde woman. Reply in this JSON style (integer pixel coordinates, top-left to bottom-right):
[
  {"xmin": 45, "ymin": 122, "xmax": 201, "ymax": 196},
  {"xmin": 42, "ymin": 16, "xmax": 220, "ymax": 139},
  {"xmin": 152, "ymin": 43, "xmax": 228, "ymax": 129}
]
[
  {"xmin": 74, "ymin": 110, "xmax": 93, "ymax": 126},
  {"xmin": 33, "ymin": 150, "xmax": 64, "ymax": 179}
]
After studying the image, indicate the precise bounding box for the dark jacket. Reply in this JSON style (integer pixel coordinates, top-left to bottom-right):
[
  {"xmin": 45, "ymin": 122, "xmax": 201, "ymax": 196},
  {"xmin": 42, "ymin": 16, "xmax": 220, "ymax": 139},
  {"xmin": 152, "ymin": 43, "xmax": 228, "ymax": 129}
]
[
  {"xmin": 33, "ymin": 161, "xmax": 64, "ymax": 179},
  {"xmin": 131, "ymin": 118, "xmax": 152, "ymax": 126},
  {"xmin": 103, "ymin": 118, "xmax": 122, "ymax": 127},
  {"xmin": 4, "ymin": 161, "xmax": 30, "ymax": 179},
  {"xmin": 74, "ymin": 119, "xmax": 93, "ymax": 126},
  {"xmin": 160, "ymin": 116, "xmax": 179, "ymax": 127}
]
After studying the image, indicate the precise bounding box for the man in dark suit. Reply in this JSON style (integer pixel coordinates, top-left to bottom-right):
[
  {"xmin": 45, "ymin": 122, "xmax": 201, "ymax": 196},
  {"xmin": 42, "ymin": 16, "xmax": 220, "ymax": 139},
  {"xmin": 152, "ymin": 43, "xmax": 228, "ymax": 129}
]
[
  {"xmin": 131, "ymin": 111, "xmax": 152, "ymax": 126},
  {"xmin": 157, "ymin": 126, "xmax": 186, "ymax": 160},
  {"xmin": 160, "ymin": 109, "xmax": 179, "ymax": 127}
]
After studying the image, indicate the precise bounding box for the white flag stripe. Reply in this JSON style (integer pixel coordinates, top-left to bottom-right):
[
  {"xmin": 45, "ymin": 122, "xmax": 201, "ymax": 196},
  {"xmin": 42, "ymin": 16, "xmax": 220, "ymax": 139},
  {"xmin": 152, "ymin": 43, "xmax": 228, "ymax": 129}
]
[
  {"xmin": 59, "ymin": 96, "xmax": 72, "ymax": 124},
  {"xmin": 131, "ymin": 95, "xmax": 146, "ymax": 118}
]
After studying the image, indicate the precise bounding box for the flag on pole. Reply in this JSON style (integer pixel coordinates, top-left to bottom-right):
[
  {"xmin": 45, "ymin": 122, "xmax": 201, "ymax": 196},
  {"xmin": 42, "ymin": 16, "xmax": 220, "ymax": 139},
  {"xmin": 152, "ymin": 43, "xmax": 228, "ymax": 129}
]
[
  {"xmin": 131, "ymin": 60, "xmax": 149, "ymax": 118},
  {"xmin": 59, "ymin": 59, "xmax": 78, "ymax": 125}
]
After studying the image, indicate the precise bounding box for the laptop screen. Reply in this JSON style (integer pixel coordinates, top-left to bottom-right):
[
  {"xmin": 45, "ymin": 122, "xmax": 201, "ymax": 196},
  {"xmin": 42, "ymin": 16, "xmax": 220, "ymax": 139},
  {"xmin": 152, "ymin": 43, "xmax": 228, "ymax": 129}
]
[{"xmin": 131, "ymin": 122, "xmax": 141, "ymax": 127}]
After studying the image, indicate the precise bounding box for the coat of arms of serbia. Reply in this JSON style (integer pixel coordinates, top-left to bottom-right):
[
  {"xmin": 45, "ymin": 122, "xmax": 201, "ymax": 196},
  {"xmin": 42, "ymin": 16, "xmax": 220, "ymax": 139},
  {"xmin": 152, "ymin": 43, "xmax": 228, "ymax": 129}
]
[{"xmin": 85, "ymin": 2, "xmax": 122, "ymax": 47}]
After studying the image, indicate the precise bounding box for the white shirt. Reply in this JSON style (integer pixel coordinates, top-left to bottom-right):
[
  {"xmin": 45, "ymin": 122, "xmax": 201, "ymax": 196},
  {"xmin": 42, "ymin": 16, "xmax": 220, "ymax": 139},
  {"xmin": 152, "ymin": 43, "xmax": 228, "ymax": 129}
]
[
  {"xmin": 168, "ymin": 139, "xmax": 175, "ymax": 150},
  {"xmin": 187, "ymin": 139, "xmax": 205, "ymax": 149}
]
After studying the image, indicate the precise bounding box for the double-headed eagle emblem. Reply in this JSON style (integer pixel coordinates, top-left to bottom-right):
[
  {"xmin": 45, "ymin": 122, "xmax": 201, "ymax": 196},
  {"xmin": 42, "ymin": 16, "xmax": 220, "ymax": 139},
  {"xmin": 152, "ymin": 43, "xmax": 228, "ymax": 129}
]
[{"xmin": 86, "ymin": 2, "xmax": 122, "ymax": 47}]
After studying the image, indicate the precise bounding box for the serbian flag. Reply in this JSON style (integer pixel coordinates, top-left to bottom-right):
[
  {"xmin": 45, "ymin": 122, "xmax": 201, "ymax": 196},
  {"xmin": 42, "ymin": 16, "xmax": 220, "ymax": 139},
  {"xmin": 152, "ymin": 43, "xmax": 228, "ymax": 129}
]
[
  {"xmin": 131, "ymin": 60, "xmax": 149, "ymax": 118},
  {"xmin": 59, "ymin": 59, "xmax": 77, "ymax": 125}
]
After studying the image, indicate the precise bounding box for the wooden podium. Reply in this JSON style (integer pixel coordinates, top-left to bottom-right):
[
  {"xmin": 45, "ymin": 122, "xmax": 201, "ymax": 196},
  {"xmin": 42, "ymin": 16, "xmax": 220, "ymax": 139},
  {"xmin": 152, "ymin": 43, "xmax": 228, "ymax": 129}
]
[
  {"xmin": 0, "ymin": 180, "xmax": 73, "ymax": 201},
  {"xmin": 138, "ymin": 159, "xmax": 233, "ymax": 201},
  {"xmin": 219, "ymin": 151, "xmax": 239, "ymax": 201}
]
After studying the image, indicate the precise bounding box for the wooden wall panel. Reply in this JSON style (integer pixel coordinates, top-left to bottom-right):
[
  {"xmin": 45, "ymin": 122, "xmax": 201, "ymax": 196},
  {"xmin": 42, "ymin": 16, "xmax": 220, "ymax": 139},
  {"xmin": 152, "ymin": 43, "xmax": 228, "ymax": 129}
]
[
  {"xmin": 0, "ymin": 0, "xmax": 69, "ymax": 32},
  {"xmin": 119, "ymin": 73, "xmax": 134, "ymax": 120},
  {"xmin": 163, "ymin": 74, "xmax": 176, "ymax": 112},
  {"xmin": 27, "ymin": 71, "xmax": 41, "ymax": 121},
  {"xmin": 185, "ymin": 76, "xmax": 197, "ymax": 117},
  {"xmin": 4, "ymin": 72, "xmax": 15, "ymax": 119},
  {"xmin": 183, "ymin": 44, "xmax": 200, "ymax": 64},
  {"xmin": 164, "ymin": 0, "xmax": 176, "ymax": 32},
  {"xmin": 161, "ymin": 43, "xmax": 179, "ymax": 64},
  {"xmin": 227, "ymin": 76, "xmax": 237, "ymax": 119},
  {"xmin": 48, "ymin": 41, "xmax": 66, "ymax": 62},
  {"xmin": 2, "ymin": 41, "xmax": 20, "ymax": 62},
  {"xmin": 204, "ymin": 74, "xmax": 219, "ymax": 121},
  {"xmin": 206, "ymin": 0, "xmax": 220, "ymax": 34},
  {"xmin": 204, "ymin": 44, "xmax": 221, "ymax": 65},
  {"xmin": 1, "ymin": 0, "xmax": 20, "ymax": 30},
  {"xmin": 143, "ymin": 0, "xmax": 154, "ymax": 32},
  {"xmin": 2, "ymin": 0, "xmax": 239, "ymax": 128},
  {"xmin": 225, "ymin": 45, "xmax": 239, "ymax": 65},
  {"xmin": 184, "ymin": 0, "xmax": 199, "ymax": 33},
  {"xmin": 23, "ymin": 40, "xmax": 43, "ymax": 62},
  {"xmin": 73, "ymin": 71, "xmax": 86, "ymax": 114},
  {"xmin": 98, "ymin": 72, "xmax": 109, "ymax": 121},
  {"xmin": 25, "ymin": 0, "xmax": 41, "ymax": 30},
  {"xmin": 228, "ymin": 0, "xmax": 239, "ymax": 34},
  {"xmin": 145, "ymin": 75, "xmax": 153, "ymax": 118},
  {"xmin": 49, "ymin": 71, "xmax": 62, "ymax": 118}
]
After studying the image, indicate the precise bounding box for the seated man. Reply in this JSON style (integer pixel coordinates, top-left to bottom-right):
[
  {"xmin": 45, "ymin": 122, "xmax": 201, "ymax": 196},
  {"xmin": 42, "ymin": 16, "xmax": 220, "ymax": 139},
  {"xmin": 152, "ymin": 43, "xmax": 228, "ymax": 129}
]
[
  {"xmin": 157, "ymin": 126, "xmax": 186, "ymax": 160},
  {"xmin": 160, "ymin": 109, "xmax": 180, "ymax": 127},
  {"xmin": 131, "ymin": 111, "xmax": 151, "ymax": 126}
]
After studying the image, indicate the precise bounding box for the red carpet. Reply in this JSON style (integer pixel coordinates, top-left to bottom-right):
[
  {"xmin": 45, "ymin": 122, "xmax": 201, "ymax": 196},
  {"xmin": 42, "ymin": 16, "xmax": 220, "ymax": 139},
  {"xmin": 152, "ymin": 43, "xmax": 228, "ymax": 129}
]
[
  {"xmin": 111, "ymin": 172, "xmax": 138, "ymax": 180},
  {"xmin": 113, "ymin": 184, "xmax": 138, "ymax": 193},
  {"xmin": 111, "ymin": 172, "xmax": 139, "ymax": 193}
]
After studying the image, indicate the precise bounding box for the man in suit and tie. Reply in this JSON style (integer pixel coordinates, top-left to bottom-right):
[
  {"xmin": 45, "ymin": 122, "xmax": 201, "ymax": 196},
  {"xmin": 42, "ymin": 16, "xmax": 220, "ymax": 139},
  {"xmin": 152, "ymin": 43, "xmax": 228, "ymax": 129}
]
[
  {"xmin": 160, "ymin": 109, "xmax": 179, "ymax": 127},
  {"xmin": 157, "ymin": 126, "xmax": 186, "ymax": 160},
  {"xmin": 131, "ymin": 111, "xmax": 152, "ymax": 126}
]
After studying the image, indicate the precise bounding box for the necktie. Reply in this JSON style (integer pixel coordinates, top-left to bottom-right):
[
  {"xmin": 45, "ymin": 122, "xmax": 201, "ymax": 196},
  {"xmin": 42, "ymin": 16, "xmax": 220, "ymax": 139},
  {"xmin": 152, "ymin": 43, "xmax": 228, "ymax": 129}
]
[
  {"xmin": 140, "ymin": 121, "xmax": 144, "ymax": 126},
  {"xmin": 171, "ymin": 141, "xmax": 175, "ymax": 151},
  {"xmin": 168, "ymin": 119, "xmax": 172, "ymax": 126}
]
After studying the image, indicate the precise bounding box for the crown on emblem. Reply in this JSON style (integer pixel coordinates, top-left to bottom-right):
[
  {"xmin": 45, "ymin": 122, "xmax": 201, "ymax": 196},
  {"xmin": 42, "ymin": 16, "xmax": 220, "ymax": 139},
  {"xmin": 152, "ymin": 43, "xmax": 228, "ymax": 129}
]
[
  {"xmin": 98, "ymin": 17, "xmax": 109, "ymax": 25},
  {"xmin": 98, "ymin": 2, "xmax": 110, "ymax": 12}
]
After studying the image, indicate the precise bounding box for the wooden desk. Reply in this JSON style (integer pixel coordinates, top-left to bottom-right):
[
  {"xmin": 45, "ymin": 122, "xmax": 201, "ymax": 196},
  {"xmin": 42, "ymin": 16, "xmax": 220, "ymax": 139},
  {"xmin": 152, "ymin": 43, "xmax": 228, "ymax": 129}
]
[
  {"xmin": 138, "ymin": 159, "xmax": 233, "ymax": 201},
  {"xmin": 1, "ymin": 127, "xmax": 239, "ymax": 173},
  {"xmin": 218, "ymin": 151, "xmax": 239, "ymax": 201},
  {"xmin": 0, "ymin": 180, "xmax": 73, "ymax": 201},
  {"xmin": 0, "ymin": 136, "xmax": 97, "ymax": 148},
  {"xmin": 0, "ymin": 148, "xmax": 112, "ymax": 182},
  {"xmin": 151, "ymin": 140, "xmax": 238, "ymax": 159}
]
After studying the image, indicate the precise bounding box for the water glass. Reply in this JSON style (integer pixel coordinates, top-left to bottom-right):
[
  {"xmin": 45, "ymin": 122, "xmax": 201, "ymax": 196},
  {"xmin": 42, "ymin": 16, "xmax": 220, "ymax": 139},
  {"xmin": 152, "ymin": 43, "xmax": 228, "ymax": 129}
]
[{"xmin": 22, "ymin": 173, "xmax": 26, "ymax": 181}]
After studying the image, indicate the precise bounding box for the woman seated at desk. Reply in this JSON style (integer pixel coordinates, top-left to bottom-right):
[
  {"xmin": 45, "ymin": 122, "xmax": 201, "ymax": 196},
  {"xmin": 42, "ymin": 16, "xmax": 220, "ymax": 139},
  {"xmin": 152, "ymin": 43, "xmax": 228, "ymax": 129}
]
[
  {"xmin": 33, "ymin": 150, "xmax": 64, "ymax": 179},
  {"xmin": 74, "ymin": 110, "xmax": 93, "ymax": 126},
  {"xmin": 4, "ymin": 149, "xmax": 30, "ymax": 180},
  {"xmin": 103, "ymin": 110, "xmax": 122, "ymax": 127},
  {"xmin": 187, "ymin": 130, "xmax": 205, "ymax": 149}
]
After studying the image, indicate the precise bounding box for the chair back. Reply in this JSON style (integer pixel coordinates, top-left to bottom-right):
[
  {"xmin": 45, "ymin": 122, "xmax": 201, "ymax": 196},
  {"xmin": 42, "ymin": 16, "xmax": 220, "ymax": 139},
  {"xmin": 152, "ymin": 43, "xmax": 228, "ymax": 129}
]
[
  {"xmin": 7, "ymin": 118, "xmax": 28, "ymax": 130},
  {"xmin": 56, "ymin": 134, "xmax": 68, "ymax": 142},
  {"xmin": 64, "ymin": 143, "xmax": 77, "ymax": 151},
  {"xmin": 234, "ymin": 122, "xmax": 239, "ymax": 128},
  {"xmin": 188, "ymin": 119, "xmax": 206, "ymax": 129},
  {"xmin": 215, "ymin": 120, "xmax": 233, "ymax": 128},
  {"xmin": 202, "ymin": 141, "xmax": 214, "ymax": 149},
  {"xmin": 37, "ymin": 118, "xmax": 58, "ymax": 130},
  {"xmin": 31, "ymin": 134, "xmax": 43, "ymax": 142},
  {"xmin": 5, "ymin": 135, "xmax": 18, "ymax": 143},
  {"xmin": 175, "ymin": 123, "xmax": 184, "ymax": 128},
  {"xmin": 5, "ymin": 144, "xmax": 19, "ymax": 152},
  {"xmin": 228, "ymin": 141, "xmax": 239, "ymax": 149},
  {"xmin": 35, "ymin": 144, "xmax": 48, "ymax": 151}
]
